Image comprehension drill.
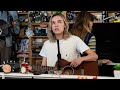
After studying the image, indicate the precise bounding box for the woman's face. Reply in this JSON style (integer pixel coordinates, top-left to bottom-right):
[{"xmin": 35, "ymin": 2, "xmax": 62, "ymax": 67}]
[{"xmin": 51, "ymin": 15, "xmax": 65, "ymax": 35}]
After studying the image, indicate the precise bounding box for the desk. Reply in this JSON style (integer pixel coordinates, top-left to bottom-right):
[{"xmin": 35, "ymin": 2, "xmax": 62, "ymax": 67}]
[{"xmin": 0, "ymin": 72, "xmax": 117, "ymax": 79}]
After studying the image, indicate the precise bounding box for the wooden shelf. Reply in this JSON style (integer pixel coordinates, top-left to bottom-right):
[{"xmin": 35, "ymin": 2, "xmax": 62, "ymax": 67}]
[
  {"xmin": 17, "ymin": 56, "xmax": 29, "ymax": 58},
  {"xmin": 32, "ymin": 22, "xmax": 48, "ymax": 26},
  {"xmin": 20, "ymin": 22, "xmax": 28, "ymax": 26},
  {"xmin": 18, "ymin": 12, "xmax": 28, "ymax": 15},
  {"xmin": 32, "ymin": 36, "xmax": 48, "ymax": 39},
  {"xmin": 17, "ymin": 51, "xmax": 29, "ymax": 54},
  {"xmin": 32, "ymin": 57, "xmax": 42, "ymax": 59},
  {"xmin": 32, "ymin": 46, "xmax": 40, "ymax": 49},
  {"xmin": 71, "ymin": 11, "xmax": 102, "ymax": 13},
  {"xmin": 17, "ymin": 36, "xmax": 28, "ymax": 39}
]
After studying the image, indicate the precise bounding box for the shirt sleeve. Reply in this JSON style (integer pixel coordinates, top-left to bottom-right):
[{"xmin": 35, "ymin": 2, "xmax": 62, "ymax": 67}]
[
  {"xmin": 75, "ymin": 36, "xmax": 90, "ymax": 54},
  {"xmin": 39, "ymin": 42, "xmax": 47, "ymax": 57}
]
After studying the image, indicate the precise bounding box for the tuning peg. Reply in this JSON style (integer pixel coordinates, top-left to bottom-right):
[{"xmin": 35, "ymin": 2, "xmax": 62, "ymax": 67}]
[
  {"xmin": 0, "ymin": 65, "xmax": 3, "ymax": 67},
  {"xmin": 6, "ymin": 60, "xmax": 9, "ymax": 64},
  {"xmin": 13, "ymin": 61, "xmax": 15, "ymax": 64}
]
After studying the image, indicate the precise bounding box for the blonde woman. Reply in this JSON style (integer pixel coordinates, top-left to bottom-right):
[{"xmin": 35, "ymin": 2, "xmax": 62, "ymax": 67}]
[{"xmin": 39, "ymin": 13, "xmax": 98, "ymax": 70}]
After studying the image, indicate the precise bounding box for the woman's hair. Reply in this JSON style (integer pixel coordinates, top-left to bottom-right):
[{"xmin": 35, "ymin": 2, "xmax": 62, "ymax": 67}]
[
  {"xmin": 70, "ymin": 11, "xmax": 96, "ymax": 40},
  {"xmin": 47, "ymin": 13, "xmax": 71, "ymax": 42}
]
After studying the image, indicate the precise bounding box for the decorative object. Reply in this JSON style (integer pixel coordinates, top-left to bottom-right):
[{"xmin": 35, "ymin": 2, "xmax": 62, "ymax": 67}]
[{"xmin": 114, "ymin": 64, "xmax": 120, "ymax": 78}]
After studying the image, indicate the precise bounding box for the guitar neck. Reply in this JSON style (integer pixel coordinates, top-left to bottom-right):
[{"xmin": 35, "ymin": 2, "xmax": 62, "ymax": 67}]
[{"xmin": 32, "ymin": 65, "xmax": 54, "ymax": 71}]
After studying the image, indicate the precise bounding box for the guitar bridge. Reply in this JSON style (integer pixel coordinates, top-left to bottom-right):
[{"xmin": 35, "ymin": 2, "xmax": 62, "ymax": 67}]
[{"xmin": 80, "ymin": 68, "xmax": 84, "ymax": 75}]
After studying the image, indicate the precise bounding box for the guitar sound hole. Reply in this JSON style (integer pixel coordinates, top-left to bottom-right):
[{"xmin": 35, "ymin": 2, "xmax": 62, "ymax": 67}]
[{"xmin": 62, "ymin": 66, "xmax": 74, "ymax": 75}]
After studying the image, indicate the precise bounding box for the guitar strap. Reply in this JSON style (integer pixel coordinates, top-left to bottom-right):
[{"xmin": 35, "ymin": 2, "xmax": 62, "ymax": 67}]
[
  {"xmin": 57, "ymin": 40, "xmax": 61, "ymax": 59},
  {"xmin": 57, "ymin": 40, "xmax": 62, "ymax": 70}
]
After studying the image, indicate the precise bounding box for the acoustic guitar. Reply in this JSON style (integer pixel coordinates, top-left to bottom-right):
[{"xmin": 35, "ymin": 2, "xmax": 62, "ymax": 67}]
[{"xmin": 30, "ymin": 59, "xmax": 98, "ymax": 76}]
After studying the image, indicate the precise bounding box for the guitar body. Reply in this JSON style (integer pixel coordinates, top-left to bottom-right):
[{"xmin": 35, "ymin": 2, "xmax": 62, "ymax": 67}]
[{"xmin": 55, "ymin": 59, "xmax": 99, "ymax": 76}]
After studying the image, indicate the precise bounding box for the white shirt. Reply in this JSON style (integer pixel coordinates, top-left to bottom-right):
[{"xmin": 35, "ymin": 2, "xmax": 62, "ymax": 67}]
[{"xmin": 39, "ymin": 35, "xmax": 90, "ymax": 67}]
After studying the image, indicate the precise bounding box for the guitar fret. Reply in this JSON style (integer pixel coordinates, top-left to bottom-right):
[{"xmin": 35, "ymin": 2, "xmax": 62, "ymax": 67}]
[{"xmin": 32, "ymin": 65, "xmax": 54, "ymax": 71}]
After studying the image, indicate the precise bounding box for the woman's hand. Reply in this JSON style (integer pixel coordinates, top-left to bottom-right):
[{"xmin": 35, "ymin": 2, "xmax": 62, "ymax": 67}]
[{"xmin": 70, "ymin": 58, "xmax": 83, "ymax": 67}]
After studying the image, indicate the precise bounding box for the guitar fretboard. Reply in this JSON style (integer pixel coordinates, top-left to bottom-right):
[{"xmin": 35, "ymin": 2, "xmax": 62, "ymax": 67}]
[{"xmin": 32, "ymin": 65, "xmax": 54, "ymax": 71}]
